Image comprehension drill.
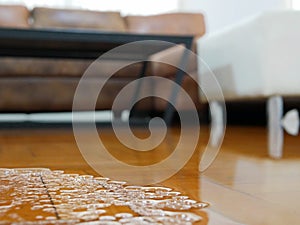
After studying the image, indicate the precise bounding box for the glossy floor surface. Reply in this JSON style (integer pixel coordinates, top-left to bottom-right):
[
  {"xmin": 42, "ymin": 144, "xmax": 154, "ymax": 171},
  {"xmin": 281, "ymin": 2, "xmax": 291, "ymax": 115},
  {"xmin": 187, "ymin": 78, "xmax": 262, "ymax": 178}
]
[{"xmin": 0, "ymin": 125, "xmax": 299, "ymax": 224}]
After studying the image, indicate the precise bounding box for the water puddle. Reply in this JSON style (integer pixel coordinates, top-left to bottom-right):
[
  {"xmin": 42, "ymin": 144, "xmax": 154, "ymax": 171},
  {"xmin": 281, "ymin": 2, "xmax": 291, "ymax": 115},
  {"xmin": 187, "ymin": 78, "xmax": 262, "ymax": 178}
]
[{"xmin": 0, "ymin": 168, "xmax": 208, "ymax": 224}]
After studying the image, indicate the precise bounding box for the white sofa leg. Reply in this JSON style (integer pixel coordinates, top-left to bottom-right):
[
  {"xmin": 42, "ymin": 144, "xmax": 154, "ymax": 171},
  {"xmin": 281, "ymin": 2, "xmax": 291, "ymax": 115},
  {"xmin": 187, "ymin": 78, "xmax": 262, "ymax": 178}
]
[
  {"xmin": 210, "ymin": 101, "xmax": 225, "ymax": 148},
  {"xmin": 267, "ymin": 96, "xmax": 284, "ymax": 159},
  {"xmin": 200, "ymin": 100, "xmax": 225, "ymax": 172}
]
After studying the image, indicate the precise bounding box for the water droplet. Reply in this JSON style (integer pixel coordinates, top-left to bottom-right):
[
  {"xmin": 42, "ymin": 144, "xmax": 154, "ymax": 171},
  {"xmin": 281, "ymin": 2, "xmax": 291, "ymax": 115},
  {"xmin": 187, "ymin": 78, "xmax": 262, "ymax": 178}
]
[
  {"xmin": 99, "ymin": 215, "xmax": 116, "ymax": 221},
  {"xmin": 115, "ymin": 212, "xmax": 133, "ymax": 218},
  {"xmin": 36, "ymin": 215, "xmax": 43, "ymax": 220}
]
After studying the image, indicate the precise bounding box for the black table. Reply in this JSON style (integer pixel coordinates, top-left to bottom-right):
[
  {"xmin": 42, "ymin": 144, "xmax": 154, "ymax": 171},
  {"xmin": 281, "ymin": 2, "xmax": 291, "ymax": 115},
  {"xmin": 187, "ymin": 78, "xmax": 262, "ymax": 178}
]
[{"xmin": 0, "ymin": 28, "xmax": 194, "ymax": 125}]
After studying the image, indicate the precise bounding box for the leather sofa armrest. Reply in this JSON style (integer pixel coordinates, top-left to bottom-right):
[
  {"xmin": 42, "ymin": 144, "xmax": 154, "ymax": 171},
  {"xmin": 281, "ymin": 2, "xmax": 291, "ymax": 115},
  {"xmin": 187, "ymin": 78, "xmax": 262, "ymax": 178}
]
[{"xmin": 149, "ymin": 44, "xmax": 197, "ymax": 78}]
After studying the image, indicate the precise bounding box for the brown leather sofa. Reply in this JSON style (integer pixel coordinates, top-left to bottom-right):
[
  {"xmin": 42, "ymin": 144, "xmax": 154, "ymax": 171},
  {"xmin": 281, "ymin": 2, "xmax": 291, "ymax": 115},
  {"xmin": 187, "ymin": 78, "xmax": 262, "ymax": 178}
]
[{"xmin": 0, "ymin": 5, "xmax": 206, "ymax": 113}]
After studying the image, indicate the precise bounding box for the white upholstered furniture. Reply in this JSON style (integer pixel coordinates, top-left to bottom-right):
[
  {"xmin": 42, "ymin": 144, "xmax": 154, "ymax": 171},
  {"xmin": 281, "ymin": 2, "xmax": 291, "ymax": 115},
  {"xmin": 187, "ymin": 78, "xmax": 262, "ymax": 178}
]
[{"xmin": 197, "ymin": 11, "xmax": 300, "ymax": 158}]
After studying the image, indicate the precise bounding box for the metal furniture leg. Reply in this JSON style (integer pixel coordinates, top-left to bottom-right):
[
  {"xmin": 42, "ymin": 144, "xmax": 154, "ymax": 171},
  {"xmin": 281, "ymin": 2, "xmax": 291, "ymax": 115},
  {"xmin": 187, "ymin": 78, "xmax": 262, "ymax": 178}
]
[
  {"xmin": 267, "ymin": 96, "xmax": 284, "ymax": 159},
  {"xmin": 163, "ymin": 48, "xmax": 192, "ymax": 125}
]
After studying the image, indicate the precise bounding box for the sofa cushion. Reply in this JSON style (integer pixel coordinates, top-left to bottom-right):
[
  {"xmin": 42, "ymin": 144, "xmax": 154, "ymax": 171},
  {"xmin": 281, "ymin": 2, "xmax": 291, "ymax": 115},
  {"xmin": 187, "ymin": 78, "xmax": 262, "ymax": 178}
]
[
  {"xmin": 153, "ymin": 72, "xmax": 200, "ymax": 110},
  {"xmin": 31, "ymin": 7, "xmax": 127, "ymax": 32},
  {"xmin": 149, "ymin": 44, "xmax": 197, "ymax": 77},
  {"xmin": 0, "ymin": 77, "xmax": 152, "ymax": 112},
  {"xmin": 0, "ymin": 5, "xmax": 29, "ymax": 28},
  {"xmin": 125, "ymin": 13, "xmax": 205, "ymax": 38},
  {"xmin": 0, "ymin": 58, "xmax": 143, "ymax": 78}
]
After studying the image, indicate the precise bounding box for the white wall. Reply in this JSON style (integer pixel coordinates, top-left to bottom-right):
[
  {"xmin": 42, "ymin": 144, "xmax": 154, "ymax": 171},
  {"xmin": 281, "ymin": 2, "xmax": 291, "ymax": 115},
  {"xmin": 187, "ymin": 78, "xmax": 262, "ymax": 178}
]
[
  {"xmin": 2, "ymin": 0, "xmax": 295, "ymax": 29},
  {"xmin": 0, "ymin": 0, "xmax": 179, "ymax": 15},
  {"xmin": 178, "ymin": 0, "xmax": 291, "ymax": 32}
]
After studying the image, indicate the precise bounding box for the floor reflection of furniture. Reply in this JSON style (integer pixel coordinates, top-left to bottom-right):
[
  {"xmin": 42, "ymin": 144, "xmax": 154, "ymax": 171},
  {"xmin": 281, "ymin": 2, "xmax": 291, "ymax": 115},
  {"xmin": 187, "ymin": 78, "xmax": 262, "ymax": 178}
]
[
  {"xmin": 198, "ymin": 11, "xmax": 300, "ymax": 158},
  {"xmin": 0, "ymin": 28, "xmax": 193, "ymax": 124}
]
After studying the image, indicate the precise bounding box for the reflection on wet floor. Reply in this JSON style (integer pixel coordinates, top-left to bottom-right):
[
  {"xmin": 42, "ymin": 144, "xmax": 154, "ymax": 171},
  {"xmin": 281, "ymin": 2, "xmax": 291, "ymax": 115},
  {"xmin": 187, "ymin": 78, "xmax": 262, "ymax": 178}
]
[
  {"xmin": 200, "ymin": 127, "xmax": 300, "ymax": 225},
  {"xmin": 1, "ymin": 126, "xmax": 300, "ymax": 224}
]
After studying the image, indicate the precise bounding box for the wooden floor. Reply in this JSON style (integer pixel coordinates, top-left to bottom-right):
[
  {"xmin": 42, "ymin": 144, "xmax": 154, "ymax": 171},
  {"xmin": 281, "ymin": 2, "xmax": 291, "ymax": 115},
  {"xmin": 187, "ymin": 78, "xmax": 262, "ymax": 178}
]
[{"xmin": 0, "ymin": 125, "xmax": 300, "ymax": 224}]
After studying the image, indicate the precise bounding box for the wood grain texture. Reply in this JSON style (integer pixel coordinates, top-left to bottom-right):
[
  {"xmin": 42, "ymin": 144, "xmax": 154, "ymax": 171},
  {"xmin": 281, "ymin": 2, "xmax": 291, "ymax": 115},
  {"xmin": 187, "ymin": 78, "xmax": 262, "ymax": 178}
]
[{"xmin": 0, "ymin": 125, "xmax": 299, "ymax": 224}]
